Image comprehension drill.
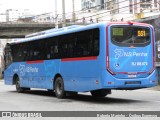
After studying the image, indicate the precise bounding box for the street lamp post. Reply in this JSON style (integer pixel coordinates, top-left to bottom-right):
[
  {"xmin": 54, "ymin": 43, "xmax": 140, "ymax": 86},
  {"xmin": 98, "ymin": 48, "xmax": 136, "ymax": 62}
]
[
  {"xmin": 62, "ymin": 0, "xmax": 66, "ymax": 27},
  {"xmin": 6, "ymin": 9, "xmax": 12, "ymax": 22},
  {"xmin": 55, "ymin": 0, "xmax": 58, "ymax": 28},
  {"xmin": 72, "ymin": 0, "xmax": 76, "ymax": 23}
]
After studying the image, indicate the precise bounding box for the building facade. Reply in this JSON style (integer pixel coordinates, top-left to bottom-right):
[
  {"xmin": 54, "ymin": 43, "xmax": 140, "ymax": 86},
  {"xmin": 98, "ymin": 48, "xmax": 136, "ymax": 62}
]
[
  {"xmin": 32, "ymin": 13, "xmax": 53, "ymax": 23},
  {"xmin": 80, "ymin": 0, "xmax": 160, "ymax": 22},
  {"xmin": 81, "ymin": 0, "xmax": 106, "ymax": 10}
]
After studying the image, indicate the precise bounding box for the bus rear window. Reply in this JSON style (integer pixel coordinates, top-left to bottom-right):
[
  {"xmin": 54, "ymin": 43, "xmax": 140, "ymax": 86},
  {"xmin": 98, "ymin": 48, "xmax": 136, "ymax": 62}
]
[{"xmin": 111, "ymin": 26, "xmax": 150, "ymax": 46}]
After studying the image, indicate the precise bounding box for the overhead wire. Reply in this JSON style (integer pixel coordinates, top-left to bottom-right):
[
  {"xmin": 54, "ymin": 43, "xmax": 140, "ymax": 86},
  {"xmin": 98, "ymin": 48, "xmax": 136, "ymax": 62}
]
[
  {"xmin": 3, "ymin": 0, "xmax": 159, "ymax": 24},
  {"xmin": 70, "ymin": 1, "xmax": 145, "ymax": 23}
]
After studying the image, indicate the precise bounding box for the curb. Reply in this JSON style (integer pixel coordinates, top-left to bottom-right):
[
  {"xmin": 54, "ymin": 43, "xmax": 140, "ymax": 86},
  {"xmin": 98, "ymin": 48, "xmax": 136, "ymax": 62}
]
[
  {"xmin": 145, "ymin": 85, "xmax": 160, "ymax": 91},
  {"xmin": 149, "ymin": 86, "xmax": 160, "ymax": 91},
  {"xmin": 0, "ymin": 80, "xmax": 4, "ymax": 82}
]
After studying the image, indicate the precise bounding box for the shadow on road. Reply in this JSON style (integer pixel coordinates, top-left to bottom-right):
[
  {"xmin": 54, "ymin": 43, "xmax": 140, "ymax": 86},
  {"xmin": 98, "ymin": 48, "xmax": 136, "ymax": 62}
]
[
  {"xmin": 9, "ymin": 90, "xmax": 55, "ymax": 97},
  {"xmin": 67, "ymin": 94, "xmax": 144, "ymax": 104},
  {"xmin": 9, "ymin": 90, "xmax": 145, "ymax": 104}
]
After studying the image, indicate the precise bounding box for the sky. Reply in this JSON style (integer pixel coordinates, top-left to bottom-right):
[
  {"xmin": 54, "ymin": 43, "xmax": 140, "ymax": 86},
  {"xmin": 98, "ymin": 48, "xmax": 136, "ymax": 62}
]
[{"xmin": 0, "ymin": 0, "xmax": 81, "ymax": 15}]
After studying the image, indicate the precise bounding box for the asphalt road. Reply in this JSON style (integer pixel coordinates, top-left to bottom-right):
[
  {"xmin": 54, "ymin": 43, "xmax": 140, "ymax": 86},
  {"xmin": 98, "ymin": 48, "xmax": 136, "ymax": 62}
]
[{"xmin": 0, "ymin": 80, "xmax": 160, "ymax": 120}]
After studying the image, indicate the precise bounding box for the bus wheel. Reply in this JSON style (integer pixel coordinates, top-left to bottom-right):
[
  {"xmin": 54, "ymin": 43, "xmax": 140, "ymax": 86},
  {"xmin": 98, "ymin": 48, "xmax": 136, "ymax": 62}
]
[
  {"xmin": 90, "ymin": 89, "xmax": 111, "ymax": 97},
  {"xmin": 55, "ymin": 77, "xmax": 66, "ymax": 99},
  {"xmin": 15, "ymin": 77, "xmax": 24, "ymax": 93}
]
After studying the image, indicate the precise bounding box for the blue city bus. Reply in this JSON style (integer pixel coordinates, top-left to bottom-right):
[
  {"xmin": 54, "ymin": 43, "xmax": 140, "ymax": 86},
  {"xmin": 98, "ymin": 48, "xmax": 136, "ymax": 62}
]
[{"xmin": 4, "ymin": 22, "xmax": 157, "ymax": 98}]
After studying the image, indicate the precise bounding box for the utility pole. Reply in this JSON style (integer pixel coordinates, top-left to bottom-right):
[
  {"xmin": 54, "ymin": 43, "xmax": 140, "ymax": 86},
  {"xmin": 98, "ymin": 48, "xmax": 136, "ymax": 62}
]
[
  {"xmin": 6, "ymin": 9, "xmax": 12, "ymax": 22},
  {"xmin": 62, "ymin": 0, "xmax": 66, "ymax": 27},
  {"xmin": 72, "ymin": 0, "xmax": 76, "ymax": 23},
  {"xmin": 6, "ymin": 9, "xmax": 10, "ymax": 22},
  {"xmin": 55, "ymin": 0, "xmax": 58, "ymax": 28}
]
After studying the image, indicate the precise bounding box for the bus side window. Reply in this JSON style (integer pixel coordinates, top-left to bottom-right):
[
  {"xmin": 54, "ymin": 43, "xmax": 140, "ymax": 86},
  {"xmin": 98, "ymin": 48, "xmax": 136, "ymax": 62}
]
[
  {"xmin": 76, "ymin": 30, "xmax": 92, "ymax": 57},
  {"xmin": 93, "ymin": 40, "xmax": 99, "ymax": 55},
  {"xmin": 4, "ymin": 44, "xmax": 13, "ymax": 69},
  {"xmin": 46, "ymin": 40, "xmax": 51, "ymax": 59},
  {"xmin": 12, "ymin": 44, "xmax": 23, "ymax": 62},
  {"xmin": 31, "ymin": 40, "xmax": 44, "ymax": 60},
  {"xmin": 53, "ymin": 44, "xmax": 59, "ymax": 58},
  {"xmin": 23, "ymin": 51, "xmax": 27, "ymax": 61},
  {"xmin": 47, "ymin": 38, "xmax": 59, "ymax": 59},
  {"xmin": 76, "ymin": 45, "xmax": 84, "ymax": 57},
  {"xmin": 61, "ymin": 43, "xmax": 68, "ymax": 58},
  {"xmin": 93, "ymin": 29, "xmax": 99, "ymax": 56},
  {"xmin": 54, "ymin": 45, "xmax": 58, "ymax": 54},
  {"xmin": 67, "ymin": 42, "xmax": 74, "ymax": 58},
  {"xmin": 59, "ymin": 34, "xmax": 75, "ymax": 58}
]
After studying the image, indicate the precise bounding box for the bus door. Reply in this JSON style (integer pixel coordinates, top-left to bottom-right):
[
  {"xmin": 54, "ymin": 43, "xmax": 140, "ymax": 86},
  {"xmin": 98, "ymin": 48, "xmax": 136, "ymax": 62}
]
[
  {"xmin": 4, "ymin": 44, "xmax": 13, "ymax": 84},
  {"xmin": 107, "ymin": 24, "xmax": 154, "ymax": 79}
]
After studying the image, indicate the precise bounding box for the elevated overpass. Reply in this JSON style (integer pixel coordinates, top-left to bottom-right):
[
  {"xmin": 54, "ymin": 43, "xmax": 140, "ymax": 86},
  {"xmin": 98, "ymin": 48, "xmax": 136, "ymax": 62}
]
[
  {"xmin": 0, "ymin": 21, "xmax": 88, "ymax": 38},
  {"xmin": 0, "ymin": 22, "xmax": 59, "ymax": 38},
  {"xmin": 0, "ymin": 22, "xmax": 85, "ymax": 38}
]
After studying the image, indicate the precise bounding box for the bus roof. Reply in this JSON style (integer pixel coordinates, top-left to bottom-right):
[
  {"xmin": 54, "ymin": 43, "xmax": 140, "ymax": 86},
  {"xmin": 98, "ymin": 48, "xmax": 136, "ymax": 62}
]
[
  {"xmin": 25, "ymin": 25, "xmax": 83, "ymax": 38},
  {"xmin": 9, "ymin": 23, "xmax": 103, "ymax": 45},
  {"xmin": 8, "ymin": 22, "xmax": 152, "ymax": 45}
]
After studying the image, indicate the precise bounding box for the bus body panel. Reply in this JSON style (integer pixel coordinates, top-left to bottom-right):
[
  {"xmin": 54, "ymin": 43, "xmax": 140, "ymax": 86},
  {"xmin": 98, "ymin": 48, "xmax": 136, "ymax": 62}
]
[
  {"xmin": 62, "ymin": 58, "xmax": 102, "ymax": 92},
  {"xmin": 108, "ymin": 25, "xmax": 153, "ymax": 79},
  {"xmin": 4, "ymin": 22, "xmax": 157, "ymax": 93},
  {"xmin": 4, "ymin": 65, "xmax": 14, "ymax": 85},
  {"xmin": 108, "ymin": 25, "xmax": 152, "ymax": 74},
  {"xmin": 104, "ymin": 23, "xmax": 157, "ymax": 89},
  {"xmin": 101, "ymin": 70, "xmax": 157, "ymax": 89},
  {"xmin": 108, "ymin": 44, "xmax": 153, "ymax": 78},
  {"xmin": 5, "ymin": 60, "xmax": 61, "ymax": 89}
]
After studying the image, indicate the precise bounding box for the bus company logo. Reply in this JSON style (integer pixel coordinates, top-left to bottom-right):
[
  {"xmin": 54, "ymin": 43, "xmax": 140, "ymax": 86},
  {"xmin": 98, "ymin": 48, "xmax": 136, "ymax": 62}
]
[
  {"xmin": 19, "ymin": 64, "xmax": 25, "ymax": 76},
  {"xmin": 114, "ymin": 49, "xmax": 124, "ymax": 59},
  {"xmin": 114, "ymin": 49, "xmax": 148, "ymax": 59},
  {"xmin": 19, "ymin": 64, "xmax": 39, "ymax": 76}
]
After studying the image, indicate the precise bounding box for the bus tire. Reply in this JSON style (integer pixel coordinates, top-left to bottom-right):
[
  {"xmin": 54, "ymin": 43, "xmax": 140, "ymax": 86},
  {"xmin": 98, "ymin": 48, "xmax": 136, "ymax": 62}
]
[
  {"xmin": 23, "ymin": 88, "xmax": 30, "ymax": 91},
  {"xmin": 90, "ymin": 89, "xmax": 111, "ymax": 97},
  {"xmin": 55, "ymin": 77, "xmax": 66, "ymax": 99},
  {"xmin": 15, "ymin": 77, "xmax": 24, "ymax": 93}
]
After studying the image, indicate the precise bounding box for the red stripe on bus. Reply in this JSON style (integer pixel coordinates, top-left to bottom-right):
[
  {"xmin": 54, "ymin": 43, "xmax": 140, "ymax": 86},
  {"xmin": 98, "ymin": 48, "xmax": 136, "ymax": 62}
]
[
  {"xmin": 61, "ymin": 56, "xmax": 97, "ymax": 62},
  {"xmin": 26, "ymin": 60, "xmax": 44, "ymax": 64}
]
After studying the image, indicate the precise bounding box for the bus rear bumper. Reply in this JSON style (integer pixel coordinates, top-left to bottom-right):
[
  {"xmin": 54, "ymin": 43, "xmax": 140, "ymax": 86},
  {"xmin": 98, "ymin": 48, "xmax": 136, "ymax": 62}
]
[{"xmin": 102, "ymin": 70, "xmax": 157, "ymax": 90}]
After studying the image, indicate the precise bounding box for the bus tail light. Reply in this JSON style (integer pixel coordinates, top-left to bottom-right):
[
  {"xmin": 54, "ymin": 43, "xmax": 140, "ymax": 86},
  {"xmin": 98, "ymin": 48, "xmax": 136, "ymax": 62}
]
[
  {"xmin": 106, "ymin": 56, "xmax": 116, "ymax": 75},
  {"xmin": 148, "ymin": 27, "xmax": 155, "ymax": 75},
  {"xmin": 106, "ymin": 26, "xmax": 116, "ymax": 75},
  {"xmin": 148, "ymin": 57, "xmax": 155, "ymax": 74},
  {"xmin": 148, "ymin": 68, "xmax": 155, "ymax": 75},
  {"xmin": 107, "ymin": 69, "xmax": 116, "ymax": 75}
]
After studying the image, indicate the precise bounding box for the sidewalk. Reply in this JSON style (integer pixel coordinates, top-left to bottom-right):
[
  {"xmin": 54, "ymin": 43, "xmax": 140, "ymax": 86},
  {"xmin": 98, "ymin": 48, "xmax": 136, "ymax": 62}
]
[
  {"xmin": 0, "ymin": 79, "xmax": 3, "ymax": 82},
  {"xmin": 147, "ymin": 85, "xmax": 160, "ymax": 91},
  {"xmin": 0, "ymin": 79, "xmax": 4, "ymax": 84}
]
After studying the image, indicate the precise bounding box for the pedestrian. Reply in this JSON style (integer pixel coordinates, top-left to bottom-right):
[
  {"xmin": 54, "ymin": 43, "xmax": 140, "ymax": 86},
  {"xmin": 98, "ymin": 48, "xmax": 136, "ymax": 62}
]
[
  {"xmin": 90, "ymin": 17, "xmax": 93, "ymax": 23},
  {"xmin": 82, "ymin": 17, "xmax": 85, "ymax": 24},
  {"xmin": 96, "ymin": 18, "xmax": 98, "ymax": 23},
  {"xmin": 121, "ymin": 18, "xmax": 123, "ymax": 21}
]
